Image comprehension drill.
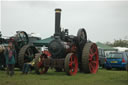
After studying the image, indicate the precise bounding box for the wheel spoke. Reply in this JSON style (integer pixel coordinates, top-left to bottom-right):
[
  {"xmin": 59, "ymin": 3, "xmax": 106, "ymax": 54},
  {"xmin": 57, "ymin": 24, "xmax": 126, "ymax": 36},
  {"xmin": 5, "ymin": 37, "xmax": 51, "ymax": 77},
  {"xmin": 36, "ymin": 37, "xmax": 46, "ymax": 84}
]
[
  {"xmin": 69, "ymin": 62, "xmax": 72, "ymax": 68},
  {"xmin": 25, "ymin": 53, "xmax": 29, "ymax": 57},
  {"xmin": 69, "ymin": 55, "xmax": 73, "ymax": 68},
  {"xmin": 93, "ymin": 52, "xmax": 97, "ymax": 56},
  {"xmin": 91, "ymin": 61, "xmax": 98, "ymax": 66},
  {"xmin": 27, "ymin": 48, "xmax": 34, "ymax": 57},
  {"xmin": 26, "ymin": 48, "xmax": 30, "ymax": 56},
  {"xmin": 89, "ymin": 54, "xmax": 93, "ymax": 61},
  {"xmin": 18, "ymin": 33, "xmax": 23, "ymax": 41},
  {"xmin": 89, "ymin": 49, "xmax": 97, "ymax": 61},
  {"xmin": 65, "ymin": 53, "xmax": 78, "ymax": 75},
  {"xmin": 91, "ymin": 44, "xmax": 96, "ymax": 51},
  {"xmin": 38, "ymin": 62, "xmax": 42, "ymax": 67},
  {"xmin": 91, "ymin": 61, "xmax": 97, "ymax": 64},
  {"xmin": 90, "ymin": 49, "xmax": 93, "ymax": 54},
  {"xmin": 70, "ymin": 56, "xmax": 73, "ymax": 62},
  {"xmin": 89, "ymin": 63, "xmax": 94, "ymax": 72}
]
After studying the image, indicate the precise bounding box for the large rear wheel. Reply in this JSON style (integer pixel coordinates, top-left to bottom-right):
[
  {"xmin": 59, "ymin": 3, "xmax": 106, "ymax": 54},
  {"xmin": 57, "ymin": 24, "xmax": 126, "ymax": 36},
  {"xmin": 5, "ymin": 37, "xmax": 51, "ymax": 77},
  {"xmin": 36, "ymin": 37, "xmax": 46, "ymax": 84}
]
[
  {"xmin": 82, "ymin": 43, "xmax": 99, "ymax": 73},
  {"xmin": 65, "ymin": 53, "xmax": 78, "ymax": 75},
  {"xmin": 18, "ymin": 44, "xmax": 39, "ymax": 68}
]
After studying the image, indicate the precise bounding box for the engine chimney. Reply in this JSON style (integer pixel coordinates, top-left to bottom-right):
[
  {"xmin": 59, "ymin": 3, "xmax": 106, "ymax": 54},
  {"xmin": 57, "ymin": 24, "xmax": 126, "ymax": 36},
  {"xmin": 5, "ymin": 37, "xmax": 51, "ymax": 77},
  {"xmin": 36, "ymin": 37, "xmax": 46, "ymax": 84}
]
[{"xmin": 54, "ymin": 8, "xmax": 61, "ymax": 37}]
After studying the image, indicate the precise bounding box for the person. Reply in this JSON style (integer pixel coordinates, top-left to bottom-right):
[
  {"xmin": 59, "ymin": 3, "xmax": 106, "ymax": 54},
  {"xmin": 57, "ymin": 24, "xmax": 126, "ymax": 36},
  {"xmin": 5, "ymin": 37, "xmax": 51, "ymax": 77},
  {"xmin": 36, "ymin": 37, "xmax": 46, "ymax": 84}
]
[
  {"xmin": 22, "ymin": 58, "xmax": 36, "ymax": 74},
  {"xmin": 0, "ymin": 45, "xmax": 5, "ymax": 70},
  {"xmin": 4, "ymin": 42, "xmax": 16, "ymax": 76}
]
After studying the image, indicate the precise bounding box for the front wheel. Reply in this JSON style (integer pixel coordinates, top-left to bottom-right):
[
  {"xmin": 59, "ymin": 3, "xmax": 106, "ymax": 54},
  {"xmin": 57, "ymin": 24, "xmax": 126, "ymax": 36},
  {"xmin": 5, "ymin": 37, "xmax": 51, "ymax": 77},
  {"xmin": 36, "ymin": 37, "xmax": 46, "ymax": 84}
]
[
  {"xmin": 34, "ymin": 53, "xmax": 49, "ymax": 74},
  {"xmin": 65, "ymin": 53, "xmax": 78, "ymax": 75}
]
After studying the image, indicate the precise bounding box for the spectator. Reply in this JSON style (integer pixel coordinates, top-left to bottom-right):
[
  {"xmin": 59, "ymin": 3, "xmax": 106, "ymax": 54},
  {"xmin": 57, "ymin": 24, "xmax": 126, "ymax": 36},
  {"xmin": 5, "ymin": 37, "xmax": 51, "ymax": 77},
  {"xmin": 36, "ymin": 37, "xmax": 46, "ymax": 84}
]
[
  {"xmin": 0, "ymin": 45, "xmax": 5, "ymax": 70},
  {"xmin": 22, "ymin": 58, "xmax": 36, "ymax": 74},
  {"xmin": 4, "ymin": 42, "xmax": 16, "ymax": 76}
]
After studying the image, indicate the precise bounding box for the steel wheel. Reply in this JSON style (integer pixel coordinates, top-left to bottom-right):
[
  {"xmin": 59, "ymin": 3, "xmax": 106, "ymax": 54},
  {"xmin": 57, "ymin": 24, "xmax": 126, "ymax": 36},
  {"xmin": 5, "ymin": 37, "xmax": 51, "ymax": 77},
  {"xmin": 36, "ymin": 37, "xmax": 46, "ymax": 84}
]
[
  {"xmin": 35, "ymin": 53, "xmax": 49, "ymax": 74},
  {"xmin": 18, "ymin": 45, "xmax": 39, "ymax": 68},
  {"xmin": 77, "ymin": 28, "xmax": 87, "ymax": 48},
  {"xmin": 65, "ymin": 53, "xmax": 78, "ymax": 75},
  {"xmin": 82, "ymin": 43, "xmax": 99, "ymax": 73}
]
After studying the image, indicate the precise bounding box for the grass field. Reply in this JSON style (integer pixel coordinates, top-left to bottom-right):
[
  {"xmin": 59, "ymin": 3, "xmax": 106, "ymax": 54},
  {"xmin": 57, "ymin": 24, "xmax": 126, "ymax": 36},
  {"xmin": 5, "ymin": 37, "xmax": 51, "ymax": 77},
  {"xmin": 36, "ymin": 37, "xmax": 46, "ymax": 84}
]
[{"xmin": 0, "ymin": 69, "xmax": 128, "ymax": 85}]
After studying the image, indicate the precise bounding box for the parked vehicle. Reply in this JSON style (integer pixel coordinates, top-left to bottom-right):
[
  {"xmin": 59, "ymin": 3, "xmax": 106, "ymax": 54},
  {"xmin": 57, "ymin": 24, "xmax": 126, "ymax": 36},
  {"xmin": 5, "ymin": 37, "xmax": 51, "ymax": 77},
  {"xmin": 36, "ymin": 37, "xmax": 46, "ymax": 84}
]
[
  {"xmin": 125, "ymin": 52, "xmax": 128, "ymax": 57},
  {"xmin": 104, "ymin": 52, "xmax": 127, "ymax": 70},
  {"xmin": 125, "ymin": 51, "xmax": 128, "ymax": 71},
  {"xmin": 98, "ymin": 49, "xmax": 105, "ymax": 67}
]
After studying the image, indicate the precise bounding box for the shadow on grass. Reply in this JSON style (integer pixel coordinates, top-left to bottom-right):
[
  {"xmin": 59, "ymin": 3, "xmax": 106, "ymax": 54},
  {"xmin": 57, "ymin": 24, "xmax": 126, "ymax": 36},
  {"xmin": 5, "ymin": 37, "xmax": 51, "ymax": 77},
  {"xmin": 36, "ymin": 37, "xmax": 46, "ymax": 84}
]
[{"xmin": 30, "ymin": 71, "xmax": 68, "ymax": 76}]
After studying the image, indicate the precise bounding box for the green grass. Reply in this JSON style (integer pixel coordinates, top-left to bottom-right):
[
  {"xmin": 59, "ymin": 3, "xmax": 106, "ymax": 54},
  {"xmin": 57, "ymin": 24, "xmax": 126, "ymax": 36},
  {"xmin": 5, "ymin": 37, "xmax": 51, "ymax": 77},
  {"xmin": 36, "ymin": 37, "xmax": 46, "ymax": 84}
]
[{"xmin": 0, "ymin": 69, "xmax": 128, "ymax": 85}]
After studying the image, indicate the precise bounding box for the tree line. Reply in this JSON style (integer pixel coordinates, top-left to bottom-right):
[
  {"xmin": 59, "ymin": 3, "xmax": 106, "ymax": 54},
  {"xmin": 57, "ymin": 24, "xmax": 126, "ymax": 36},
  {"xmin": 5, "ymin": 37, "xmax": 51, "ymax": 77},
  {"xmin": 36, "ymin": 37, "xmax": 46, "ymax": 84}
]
[{"xmin": 105, "ymin": 39, "xmax": 128, "ymax": 47}]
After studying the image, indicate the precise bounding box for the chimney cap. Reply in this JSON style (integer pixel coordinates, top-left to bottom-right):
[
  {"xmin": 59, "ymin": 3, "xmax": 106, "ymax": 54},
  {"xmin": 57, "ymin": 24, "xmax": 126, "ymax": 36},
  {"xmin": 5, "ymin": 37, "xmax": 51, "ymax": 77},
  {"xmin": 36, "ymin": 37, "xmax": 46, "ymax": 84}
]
[{"xmin": 55, "ymin": 8, "xmax": 61, "ymax": 13}]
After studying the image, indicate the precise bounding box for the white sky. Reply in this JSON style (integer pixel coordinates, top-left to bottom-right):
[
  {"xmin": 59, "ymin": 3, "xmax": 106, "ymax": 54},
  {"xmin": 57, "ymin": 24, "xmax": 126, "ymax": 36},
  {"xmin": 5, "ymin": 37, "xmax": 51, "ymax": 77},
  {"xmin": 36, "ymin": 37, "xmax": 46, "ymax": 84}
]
[{"xmin": 0, "ymin": 0, "xmax": 128, "ymax": 43}]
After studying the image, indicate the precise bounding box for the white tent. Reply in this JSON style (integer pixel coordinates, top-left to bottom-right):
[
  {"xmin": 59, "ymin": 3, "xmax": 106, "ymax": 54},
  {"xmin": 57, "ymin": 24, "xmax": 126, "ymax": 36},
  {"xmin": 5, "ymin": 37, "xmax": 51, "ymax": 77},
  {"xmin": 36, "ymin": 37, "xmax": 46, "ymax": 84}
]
[{"xmin": 114, "ymin": 47, "xmax": 128, "ymax": 52}]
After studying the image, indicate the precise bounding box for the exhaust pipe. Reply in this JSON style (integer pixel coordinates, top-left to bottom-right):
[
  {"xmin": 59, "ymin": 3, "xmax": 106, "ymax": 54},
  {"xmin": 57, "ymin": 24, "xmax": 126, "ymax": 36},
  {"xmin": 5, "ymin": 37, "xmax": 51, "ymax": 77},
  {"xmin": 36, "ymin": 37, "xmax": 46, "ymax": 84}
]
[{"xmin": 54, "ymin": 8, "xmax": 61, "ymax": 37}]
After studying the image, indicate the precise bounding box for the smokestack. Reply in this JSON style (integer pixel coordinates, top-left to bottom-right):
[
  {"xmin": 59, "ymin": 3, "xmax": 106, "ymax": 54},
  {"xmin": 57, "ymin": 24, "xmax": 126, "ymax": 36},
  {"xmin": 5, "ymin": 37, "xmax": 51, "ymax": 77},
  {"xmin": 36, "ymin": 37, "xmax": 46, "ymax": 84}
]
[{"xmin": 54, "ymin": 8, "xmax": 61, "ymax": 37}]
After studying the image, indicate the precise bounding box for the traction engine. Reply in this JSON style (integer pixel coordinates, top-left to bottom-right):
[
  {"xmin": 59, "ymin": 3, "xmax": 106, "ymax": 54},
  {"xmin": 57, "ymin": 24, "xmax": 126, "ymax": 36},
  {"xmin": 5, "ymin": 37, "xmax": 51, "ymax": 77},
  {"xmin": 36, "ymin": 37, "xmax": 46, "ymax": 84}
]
[
  {"xmin": 9, "ymin": 31, "xmax": 39, "ymax": 68},
  {"xmin": 35, "ymin": 9, "xmax": 99, "ymax": 75}
]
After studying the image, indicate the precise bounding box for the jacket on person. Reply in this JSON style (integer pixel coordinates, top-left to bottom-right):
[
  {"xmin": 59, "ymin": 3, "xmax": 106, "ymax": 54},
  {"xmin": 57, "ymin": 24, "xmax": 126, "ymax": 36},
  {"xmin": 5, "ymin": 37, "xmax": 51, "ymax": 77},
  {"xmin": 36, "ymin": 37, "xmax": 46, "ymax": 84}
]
[{"xmin": 4, "ymin": 48, "xmax": 16, "ymax": 65}]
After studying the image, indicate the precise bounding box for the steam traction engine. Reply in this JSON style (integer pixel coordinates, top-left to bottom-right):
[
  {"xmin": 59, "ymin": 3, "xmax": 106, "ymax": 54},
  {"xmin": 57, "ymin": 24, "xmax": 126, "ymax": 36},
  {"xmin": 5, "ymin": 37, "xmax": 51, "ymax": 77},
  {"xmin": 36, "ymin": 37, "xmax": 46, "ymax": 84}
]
[
  {"xmin": 9, "ymin": 31, "xmax": 39, "ymax": 68},
  {"xmin": 35, "ymin": 9, "xmax": 99, "ymax": 75}
]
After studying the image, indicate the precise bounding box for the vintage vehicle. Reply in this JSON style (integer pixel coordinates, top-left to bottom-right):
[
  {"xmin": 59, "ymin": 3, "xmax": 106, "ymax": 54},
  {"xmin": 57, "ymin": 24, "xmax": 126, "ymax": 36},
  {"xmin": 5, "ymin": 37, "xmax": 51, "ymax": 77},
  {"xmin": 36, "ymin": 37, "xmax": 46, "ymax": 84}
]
[
  {"xmin": 0, "ymin": 31, "xmax": 40, "ymax": 69},
  {"xmin": 104, "ymin": 52, "xmax": 127, "ymax": 70},
  {"xmin": 34, "ymin": 8, "xmax": 99, "ymax": 75},
  {"xmin": 8, "ymin": 31, "xmax": 39, "ymax": 68}
]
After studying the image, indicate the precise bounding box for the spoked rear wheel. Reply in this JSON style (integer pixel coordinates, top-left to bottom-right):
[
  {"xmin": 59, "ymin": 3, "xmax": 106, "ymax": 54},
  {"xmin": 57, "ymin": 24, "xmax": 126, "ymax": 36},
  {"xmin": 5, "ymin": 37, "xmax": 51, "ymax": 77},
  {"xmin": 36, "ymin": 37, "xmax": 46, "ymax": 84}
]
[
  {"xmin": 35, "ymin": 53, "xmax": 49, "ymax": 74},
  {"xmin": 82, "ymin": 43, "xmax": 99, "ymax": 73},
  {"xmin": 18, "ymin": 45, "xmax": 39, "ymax": 68},
  {"xmin": 65, "ymin": 53, "xmax": 78, "ymax": 75}
]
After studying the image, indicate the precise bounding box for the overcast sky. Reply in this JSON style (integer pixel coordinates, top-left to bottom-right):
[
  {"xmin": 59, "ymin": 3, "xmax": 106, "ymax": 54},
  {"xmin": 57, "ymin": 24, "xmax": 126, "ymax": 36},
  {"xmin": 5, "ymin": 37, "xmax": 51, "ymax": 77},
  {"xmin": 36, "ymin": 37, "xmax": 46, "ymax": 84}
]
[{"xmin": 0, "ymin": 0, "xmax": 128, "ymax": 43}]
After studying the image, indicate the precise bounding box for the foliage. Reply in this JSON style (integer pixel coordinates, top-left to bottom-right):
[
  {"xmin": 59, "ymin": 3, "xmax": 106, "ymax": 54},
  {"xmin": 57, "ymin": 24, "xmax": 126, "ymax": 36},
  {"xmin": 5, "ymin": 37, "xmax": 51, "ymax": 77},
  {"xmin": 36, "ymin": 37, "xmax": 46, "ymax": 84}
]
[{"xmin": 105, "ymin": 39, "xmax": 128, "ymax": 47}]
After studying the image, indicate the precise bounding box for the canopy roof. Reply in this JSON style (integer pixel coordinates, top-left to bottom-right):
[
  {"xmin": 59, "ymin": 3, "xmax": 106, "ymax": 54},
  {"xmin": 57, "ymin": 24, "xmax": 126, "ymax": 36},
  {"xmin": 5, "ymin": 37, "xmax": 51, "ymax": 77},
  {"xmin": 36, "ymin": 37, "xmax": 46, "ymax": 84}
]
[
  {"xmin": 33, "ymin": 37, "xmax": 54, "ymax": 47},
  {"xmin": 96, "ymin": 42, "xmax": 117, "ymax": 51}
]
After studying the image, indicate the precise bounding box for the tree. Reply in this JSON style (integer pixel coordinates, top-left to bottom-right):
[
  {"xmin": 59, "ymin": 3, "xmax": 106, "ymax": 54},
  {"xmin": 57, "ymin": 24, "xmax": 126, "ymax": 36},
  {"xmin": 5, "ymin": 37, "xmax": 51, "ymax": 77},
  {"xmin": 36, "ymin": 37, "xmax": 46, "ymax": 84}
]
[{"xmin": 105, "ymin": 39, "xmax": 128, "ymax": 47}]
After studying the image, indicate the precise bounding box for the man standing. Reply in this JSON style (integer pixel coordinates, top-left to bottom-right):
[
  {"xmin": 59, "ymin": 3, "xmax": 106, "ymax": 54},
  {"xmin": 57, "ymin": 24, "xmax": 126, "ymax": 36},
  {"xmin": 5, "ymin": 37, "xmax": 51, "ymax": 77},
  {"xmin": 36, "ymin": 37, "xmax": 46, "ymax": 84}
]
[{"xmin": 5, "ymin": 42, "xmax": 16, "ymax": 76}]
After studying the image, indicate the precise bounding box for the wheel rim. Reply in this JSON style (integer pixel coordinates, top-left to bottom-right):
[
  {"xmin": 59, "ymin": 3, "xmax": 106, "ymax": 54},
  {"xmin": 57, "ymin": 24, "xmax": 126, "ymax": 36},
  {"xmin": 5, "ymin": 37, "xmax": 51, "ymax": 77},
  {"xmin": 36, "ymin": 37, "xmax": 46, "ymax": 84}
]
[
  {"xmin": 65, "ymin": 53, "xmax": 78, "ymax": 75},
  {"xmin": 37, "ymin": 55, "xmax": 48, "ymax": 74},
  {"xmin": 69, "ymin": 54, "xmax": 78, "ymax": 75},
  {"xmin": 88, "ymin": 44, "xmax": 99, "ymax": 73}
]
